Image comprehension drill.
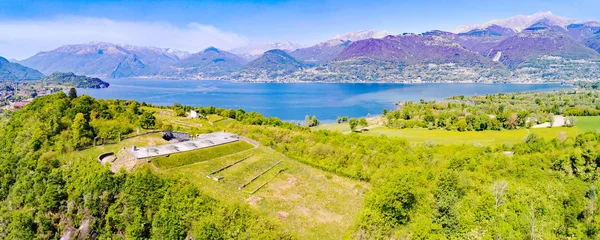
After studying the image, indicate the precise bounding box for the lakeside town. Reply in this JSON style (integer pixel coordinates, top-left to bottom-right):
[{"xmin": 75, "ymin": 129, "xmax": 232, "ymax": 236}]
[{"xmin": 0, "ymin": 81, "xmax": 62, "ymax": 110}]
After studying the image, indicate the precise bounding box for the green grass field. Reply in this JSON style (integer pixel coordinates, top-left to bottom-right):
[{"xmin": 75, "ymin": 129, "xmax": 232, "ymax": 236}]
[
  {"xmin": 208, "ymin": 114, "xmax": 226, "ymax": 122},
  {"xmin": 311, "ymin": 116, "xmax": 600, "ymax": 145},
  {"xmin": 360, "ymin": 126, "xmax": 584, "ymax": 145},
  {"xmin": 152, "ymin": 141, "xmax": 254, "ymax": 169},
  {"xmin": 156, "ymin": 145, "xmax": 368, "ymax": 240},
  {"xmin": 576, "ymin": 116, "xmax": 600, "ymax": 132},
  {"xmin": 313, "ymin": 119, "xmax": 595, "ymax": 145},
  {"xmin": 312, "ymin": 123, "xmax": 351, "ymax": 132}
]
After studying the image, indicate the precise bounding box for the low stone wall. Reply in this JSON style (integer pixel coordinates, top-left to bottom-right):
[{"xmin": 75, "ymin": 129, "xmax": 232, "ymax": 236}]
[
  {"xmin": 239, "ymin": 161, "xmax": 281, "ymax": 190},
  {"xmin": 209, "ymin": 155, "xmax": 253, "ymax": 175},
  {"xmin": 98, "ymin": 152, "xmax": 115, "ymax": 163}
]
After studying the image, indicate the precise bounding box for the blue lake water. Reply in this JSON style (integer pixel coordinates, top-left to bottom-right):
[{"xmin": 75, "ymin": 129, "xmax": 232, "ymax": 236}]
[{"xmin": 76, "ymin": 79, "xmax": 568, "ymax": 122}]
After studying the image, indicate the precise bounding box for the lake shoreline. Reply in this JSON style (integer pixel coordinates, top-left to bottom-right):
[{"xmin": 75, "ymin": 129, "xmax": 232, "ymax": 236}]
[
  {"xmin": 104, "ymin": 77, "xmax": 570, "ymax": 85},
  {"xmin": 76, "ymin": 79, "xmax": 570, "ymax": 122}
]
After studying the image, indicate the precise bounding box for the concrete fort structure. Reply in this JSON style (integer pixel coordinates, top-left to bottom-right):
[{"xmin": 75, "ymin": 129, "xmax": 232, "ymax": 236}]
[{"xmin": 126, "ymin": 131, "xmax": 240, "ymax": 159}]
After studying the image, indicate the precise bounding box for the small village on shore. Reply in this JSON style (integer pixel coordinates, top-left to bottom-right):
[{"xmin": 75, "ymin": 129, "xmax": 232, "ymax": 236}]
[{"xmin": 0, "ymin": 81, "xmax": 62, "ymax": 110}]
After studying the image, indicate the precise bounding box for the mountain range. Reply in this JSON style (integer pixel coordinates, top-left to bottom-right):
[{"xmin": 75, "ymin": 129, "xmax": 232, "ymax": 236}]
[
  {"xmin": 290, "ymin": 30, "xmax": 389, "ymax": 65},
  {"xmin": 6, "ymin": 12, "xmax": 600, "ymax": 83},
  {"xmin": 162, "ymin": 47, "xmax": 248, "ymax": 79},
  {"xmin": 0, "ymin": 56, "xmax": 44, "ymax": 81},
  {"xmin": 230, "ymin": 42, "xmax": 302, "ymax": 60}
]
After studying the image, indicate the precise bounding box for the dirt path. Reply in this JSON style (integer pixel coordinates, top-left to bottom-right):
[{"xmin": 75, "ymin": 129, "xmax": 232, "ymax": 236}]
[{"xmin": 531, "ymin": 115, "xmax": 567, "ymax": 128}]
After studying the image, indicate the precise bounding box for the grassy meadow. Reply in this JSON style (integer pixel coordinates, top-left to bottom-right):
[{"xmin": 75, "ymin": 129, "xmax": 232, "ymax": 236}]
[
  {"xmin": 361, "ymin": 126, "xmax": 583, "ymax": 145},
  {"xmin": 576, "ymin": 116, "xmax": 600, "ymax": 132},
  {"xmin": 152, "ymin": 144, "xmax": 368, "ymax": 240},
  {"xmin": 312, "ymin": 122, "xmax": 352, "ymax": 132},
  {"xmin": 313, "ymin": 116, "xmax": 600, "ymax": 145}
]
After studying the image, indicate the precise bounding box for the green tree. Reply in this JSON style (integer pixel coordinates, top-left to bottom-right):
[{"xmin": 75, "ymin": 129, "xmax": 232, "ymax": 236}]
[
  {"xmin": 359, "ymin": 117, "xmax": 368, "ymax": 129},
  {"xmin": 68, "ymin": 87, "xmax": 77, "ymax": 99},
  {"xmin": 456, "ymin": 119, "xmax": 468, "ymax": 132},
  {"xmin": 139, "ymin": 111, "xmax": 156, "ymax": 129},
  {"xmin": 367, "ymin": 174, "xmax": 417, "ymax": 225},
  {"xmin": 474, "ymin": 114, "xmax": 490, "ymax": 131},
  {"xmin": 433, "ymin": 172, "xmax": 464, "ymax": 237},
  {"xmin": 174, "ymin": 108, "xmax": 186, "ymax": 117},
  {"xmin": 517, "ymin": 110, "xmax": 530, "ymax": 127},
  {"xmin": 39, "ymin": 170, "xmax": 66, "ymax": 212},
  {"xmin": 235, "ymin": 109, "xmax": 245, "ymax": 121},
  {"xmin": 127, "ymin": 100, "xmax": 140, "ymax": 115},
  {"xmin": 349, "ymin": 118, "xmax": 359, "ymax": 132},
  {"xmin": 382, "ymin": 108, "xmax": 388, "ymax": 116},
  {"xmin": 72, "ymin": 112, "xmax": 92, "ymax": 147},
  {"xmin": 6, "ymin": 211, "xmax": 36, "ymax": 239},
  {"xmin": 309, "ymin": 116, "xmax": 320, "ymax": 127}
]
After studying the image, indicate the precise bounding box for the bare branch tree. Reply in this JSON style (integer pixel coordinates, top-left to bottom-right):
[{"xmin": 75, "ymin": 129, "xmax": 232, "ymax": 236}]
[
  {"xmin": 529, "ymin": 202, "xmax": 536, "ymax": 240},
  {"xmin": 493, "ymin": 181, "xmax": 508, "ymax": 208}
]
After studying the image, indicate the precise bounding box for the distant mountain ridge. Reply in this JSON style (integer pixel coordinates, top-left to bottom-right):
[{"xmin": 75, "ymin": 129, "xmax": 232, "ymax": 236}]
[
  {"xmin": 0, "ymin": 56, "xmax": 44, "ymax": 81},
  {"xmin": 13, "ymin": 13, "xmax": 600, "ymax": 83},
  {"xmin": 162, "ymin": 47, "xmax": 247, "ymax": 78},
  {"xmin": 292, "ymin": 31, "xmax": 510, "ymax": 82},
  {"xmin": 20, "ymin": 42, "xmax": 185, "ymax": 78},
  {"xmin": 230, "ymin": 42, "xmax": 302, "ymax": 60},
  {"xmin": 290, "ymin": 30, "xmax": 389, "ymax": 64},
  {"xmin": 485, "ymin": 21, "xmax": 600, "ymax": 69},
  {"xmin": 231, "ymin": 49, "xmax": 306, "ymax": 81}
]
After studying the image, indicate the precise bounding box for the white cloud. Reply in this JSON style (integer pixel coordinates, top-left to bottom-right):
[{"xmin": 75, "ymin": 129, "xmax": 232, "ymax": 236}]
[{"xmin": 0, "ymin": 16, "xmax": 249, "ymax": 60}]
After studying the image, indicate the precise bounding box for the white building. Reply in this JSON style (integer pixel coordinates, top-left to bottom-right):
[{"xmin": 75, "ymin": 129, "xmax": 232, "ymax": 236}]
[{"xmin": 189, "ymin": 110, "xmax": 200, "ymax": 119}]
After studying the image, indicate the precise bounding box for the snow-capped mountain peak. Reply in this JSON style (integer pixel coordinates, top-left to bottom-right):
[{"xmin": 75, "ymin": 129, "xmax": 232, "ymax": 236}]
[
  {"xmin": 453, "ymin": 11, "xmax": 581, "ymax": 33},
  {"xmin": 229, "ymin": 42, "xmax": 303, "ymax": 60},
  {"xmin": 312, "ymin": 30, "xmax": 390, "ymax": 47},
  {"xmin": 332, "ymin": 30, "xmax": 390, "ymax": 42}
]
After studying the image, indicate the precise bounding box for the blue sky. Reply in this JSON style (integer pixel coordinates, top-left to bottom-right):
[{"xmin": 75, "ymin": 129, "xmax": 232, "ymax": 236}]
[{"xmin": 0, "ymin": 0, "xmax": 599, "ymax": 59}]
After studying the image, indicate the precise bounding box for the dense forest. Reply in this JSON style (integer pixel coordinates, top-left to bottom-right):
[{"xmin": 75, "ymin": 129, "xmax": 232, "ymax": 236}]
[{"xmin": 1, "ymin": 89, "xmax": 600, "ymax": 239}]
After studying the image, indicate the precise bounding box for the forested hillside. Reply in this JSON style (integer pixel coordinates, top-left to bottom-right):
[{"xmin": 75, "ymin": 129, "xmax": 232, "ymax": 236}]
[
  {"xmin": 1, "ymin": 91, "xmax": 600, "ymax": 239},
  {"xmin": 41, "ymin": 72, "xmax": 110, "ymax": 88},
  {"xmin": 226, "ymin": 122, "xmax": 600, "ymax": 239},
  {"xmin": 0, "ymin": 92, "xmax": 290, "ymax": 239},
  {"xmin": 166, "ymin": 97, "xmax": 600, "ymax": 238}
]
